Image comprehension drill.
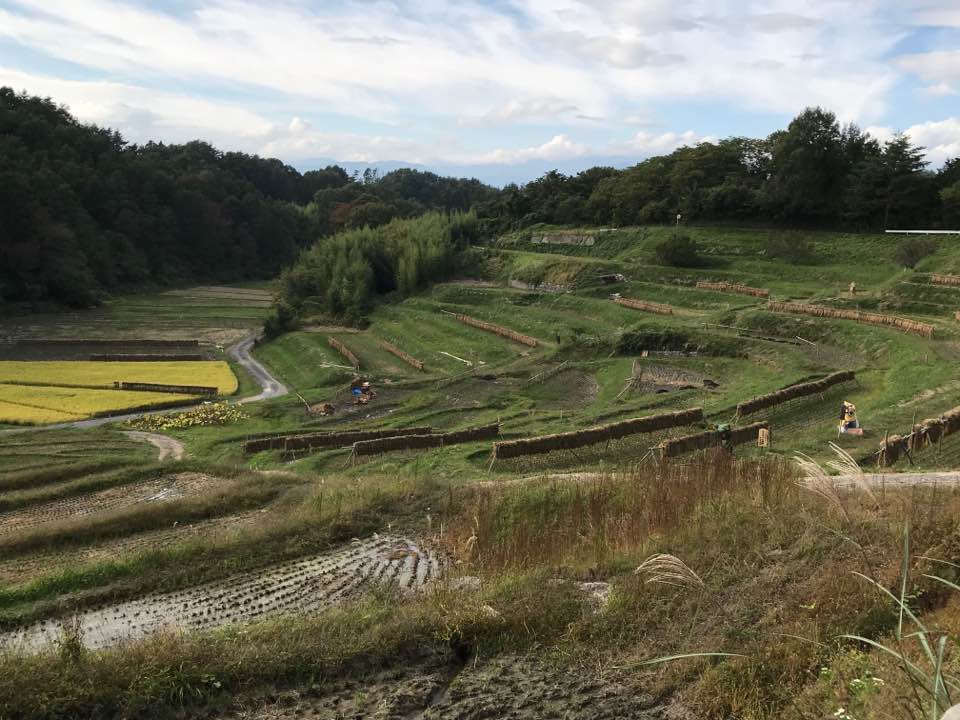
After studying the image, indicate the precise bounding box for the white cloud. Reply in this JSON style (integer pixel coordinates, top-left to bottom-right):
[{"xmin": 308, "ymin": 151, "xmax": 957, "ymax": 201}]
[
  {"xmin": 288, "ymin": 117, "xmax": 311, "ymax": 134},
  {"xmin": 0, "ymin": 0, "xmax": 956, "ymax": 176},
  {"xmin": 866, "ymin": 118, "xmax": 960, "ymax": 166},
  {"xmin": 457, "ymin": 135, "xmax": 589, "ymax": 165},
  {"xmin": 899, "ymin": 50, "xmax": 960, "ymax": 88},
  {"xmin": 901, "ymin": 118, "xmax": 960, "ymax": 166},
  {"xmin": 906, "ymin": 2, "xmax": 960, "ymax": 27},
  {"xmin": 0, "ymin": 0, "xmax": 905, "ymax": 129},
  {"xmin": 921, "ymin": 82, "xmax": 957, "ymax": 96},
  {"xmin": 608, "ymin": 129, "xmax": 715, "ymax": 155}
]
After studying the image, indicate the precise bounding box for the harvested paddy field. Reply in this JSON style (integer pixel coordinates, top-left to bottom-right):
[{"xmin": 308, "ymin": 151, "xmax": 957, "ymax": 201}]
[
  {"xmin": 0, "ymin": 471, "xmax": 219, "ymax": 537},
  {"xmin": 0, "ymin": 534, "xmax": 442, "ymax": 651},
  {"xmin": 0, "ymin": 507, "xmax": 265, "ymax": 586},
  {"xmin": 0, "ymin": 285, "xmax": 272, "ymax": 345}
]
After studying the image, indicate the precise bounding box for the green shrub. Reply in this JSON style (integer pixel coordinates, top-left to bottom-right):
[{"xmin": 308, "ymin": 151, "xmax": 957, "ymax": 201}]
[
  {"xmin": 895, "ymin": 237, "xmax": 936, "ymax": 268},
  {"xmin": 263, "ymin": 302, "xmax": 298, "ymax": 339},
  {"xmin": 615, "ymin": 326, "xmax": 744, "ymax": 357},
  {"xmin": 764, "ymin": 235, "xmax": 815, "ymax": 264},
  {"xmin": 654, "ymin": 233, "xmax": 701, "ymax": 267}
]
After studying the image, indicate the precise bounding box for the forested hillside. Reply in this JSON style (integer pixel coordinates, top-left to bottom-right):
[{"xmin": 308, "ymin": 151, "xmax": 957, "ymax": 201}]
[
  {"xmin": 476, "ymin": 108, "xmax": 960, "ymax": 233},
  {"xmin": 5, "ymin": 91, "xmax": 959, "ymax": 312},
  {"xmin": 0, "ymin": 89, "xmax": 496, "ymax": 308}
]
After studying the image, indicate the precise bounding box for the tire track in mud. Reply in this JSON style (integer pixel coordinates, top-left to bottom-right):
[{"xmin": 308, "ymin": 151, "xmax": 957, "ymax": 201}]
[
  {"xmin": 0, "ymin": 472, "xmax": 217, "ymax": 537},
  {"xmin": 1, "ymin": 535, "xmax": 443, "ymax": 651},
  {"xmin": 218, "ymin": 652, "xmax": 667, "ymax": 719}
]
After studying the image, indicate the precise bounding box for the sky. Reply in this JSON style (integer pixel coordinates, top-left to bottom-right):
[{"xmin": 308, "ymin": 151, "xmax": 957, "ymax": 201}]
[{"xmin": 1, "ymin": 0, "xmax": 959, "ymax": 185}]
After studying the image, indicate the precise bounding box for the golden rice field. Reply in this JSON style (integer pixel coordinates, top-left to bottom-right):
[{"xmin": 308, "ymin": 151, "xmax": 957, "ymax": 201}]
[
  {"xmin": 0, "ymin": 361, "xmax": 238, "ymax": 395},
  {"xmin": 0, "ymin": 384, "xmax": 203, "ymax": 425}
]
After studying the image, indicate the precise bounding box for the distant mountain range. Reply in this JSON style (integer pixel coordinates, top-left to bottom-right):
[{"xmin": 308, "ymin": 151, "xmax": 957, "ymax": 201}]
[{"xmin": 295, "ymin": 156, "xmax": 641, "ymax": 187}]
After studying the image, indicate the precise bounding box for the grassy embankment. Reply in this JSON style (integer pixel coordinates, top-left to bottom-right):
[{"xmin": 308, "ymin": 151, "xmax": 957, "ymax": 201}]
[
  {"xmin": 4, "ymin": 236, "xmax": 960, "ymax": 718},
  {"xmin": 1, "ymin": 451, "xmax": 958, "ymax": 719}
]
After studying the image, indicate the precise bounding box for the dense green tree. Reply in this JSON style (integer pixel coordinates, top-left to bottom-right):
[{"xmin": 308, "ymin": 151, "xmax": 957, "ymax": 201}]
[
  {"xmin": 0, "ymin": 88, "xmax": 496, "ymax": 308},
  {"xmin": 274, "ymin": 212, "xmax": 478, "ymax": 327},
  {"xmin": 478, "ymin": 107, "xmax": 953, "ymax": 234}
]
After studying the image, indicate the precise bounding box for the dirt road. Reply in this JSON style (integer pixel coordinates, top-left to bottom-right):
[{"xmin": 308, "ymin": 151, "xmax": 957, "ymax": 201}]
[
  {"xmin": 122, "ymin": 431, "xmax": 186, "ymax": 461},
  {"xmin": 228, "ymin": 334, "xmax": 287, "ymax": 404},
  {"xmin": 832, "ymin": 471, "xmax": 960, "ymax": 487}
]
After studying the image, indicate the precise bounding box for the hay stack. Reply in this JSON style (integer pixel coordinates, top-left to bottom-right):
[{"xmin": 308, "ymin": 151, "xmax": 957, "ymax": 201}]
[
  {"xmin": 736, "ymin": 371, "xmax": 855, "ymax": 417},
  {"xmin": 491, "ymin": 407, "xmax": 703, "ymax": 460},
  {"xmin": 695, "ymin": 281, "xmax": 769, "ymax": 298},
  {"xmin": 767, "ymin": 301, "xmax": 934, "ymax": 339},
  {"xmin": 658, "ymin": 422, "xmax": 768, "ymax": 460},
  {"xmin": 328, "ymin": 337, "xmax": 360, "ymax": 370},
  {"xmin": 613, "ymin": 297, "xmax": 675, "ymax": 315},
  {"xmin": 932, "ymin": 273, "xmax": 960, "ymax": 287},
  {"xmin": 243, "ymin": 426, "xmax": 433, "ymax": 454},
  {"xmin": 378, "ymin": 340, "xmax": 424, "ymax": 371},
  {"xmin": 352, "ymin": 422, "xmax": 500, "ymax": 457},
  {"xmin": 454, "ymin": 314, "xmax": 538, "ymax": 347}
]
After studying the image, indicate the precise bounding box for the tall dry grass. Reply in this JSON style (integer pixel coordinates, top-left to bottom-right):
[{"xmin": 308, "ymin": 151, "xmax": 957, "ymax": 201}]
[{"xmin": 449, "ymin": 450, "xmax": 800, "ymax": 572}]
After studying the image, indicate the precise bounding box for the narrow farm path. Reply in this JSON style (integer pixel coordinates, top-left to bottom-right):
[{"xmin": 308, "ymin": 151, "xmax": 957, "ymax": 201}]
[
  {"xmin": 228, "ymin": 333, "xmax": 288, "ymax": 404},
  {"xmin": 122, "ymin": 430, "xmax": 186, "ymax": 461},
  {"xmin": 0, "ymin": 333, "xmax": 287, "ymax": 435},
  {"xmin": 831, "ymin": 471, "xmax": 960, "ymax": 487}
]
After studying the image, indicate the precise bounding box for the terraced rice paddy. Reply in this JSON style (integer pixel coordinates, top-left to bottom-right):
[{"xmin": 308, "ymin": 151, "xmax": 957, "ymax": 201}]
[
  {"xmin": 0, "ymin": 360, "xmax": 238, "ymax": 393},
  {"xmin": 0, "ymin": 284, "xmax": 273, "ymax": 344},
  {"xmin": 0, "ymin": 534, "xmax": 442, "ymax": 651},
  {"xmin": 0, "ymin": 384, "xmax": 204, "ymax": 425},
  {"xmin": 0, "ymin": 359, "xmax": 237, "ymax": 424},
  {"xmin": 0, "ymin": 472, "xmax": 218, "ymax": 537},
  {"xmin": 0, "ymin": 509, "xmax": 265, "ymax": 586}
]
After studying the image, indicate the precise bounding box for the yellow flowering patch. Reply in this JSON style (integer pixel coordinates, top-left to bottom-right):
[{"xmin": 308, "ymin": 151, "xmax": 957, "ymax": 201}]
[
  {"xmin": 127, "ymin": 403, "xmax": 248, "ymax": 431},
  {"xmin": 0, "ymin": 361, "xmax": 238, "ymax": 395},
  {"xmin": 0, "ymin": 384, "xmax": 201, "ymax": 425}
]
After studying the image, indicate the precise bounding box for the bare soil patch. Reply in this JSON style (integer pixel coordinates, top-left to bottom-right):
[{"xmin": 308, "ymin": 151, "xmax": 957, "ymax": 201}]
[
  {"xmin": 122, "ymin": 431, "xmax": 186, "ymax": 461},
  {"xmin": 221, "ymin": 652, "xmax": 667, "ymax": 719}
]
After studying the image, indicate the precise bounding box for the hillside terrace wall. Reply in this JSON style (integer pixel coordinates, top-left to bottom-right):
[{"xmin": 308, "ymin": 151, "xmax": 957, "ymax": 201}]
[{"xmin": 491, "ymin": 407, "xmax": 703, "ymax": 460}]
